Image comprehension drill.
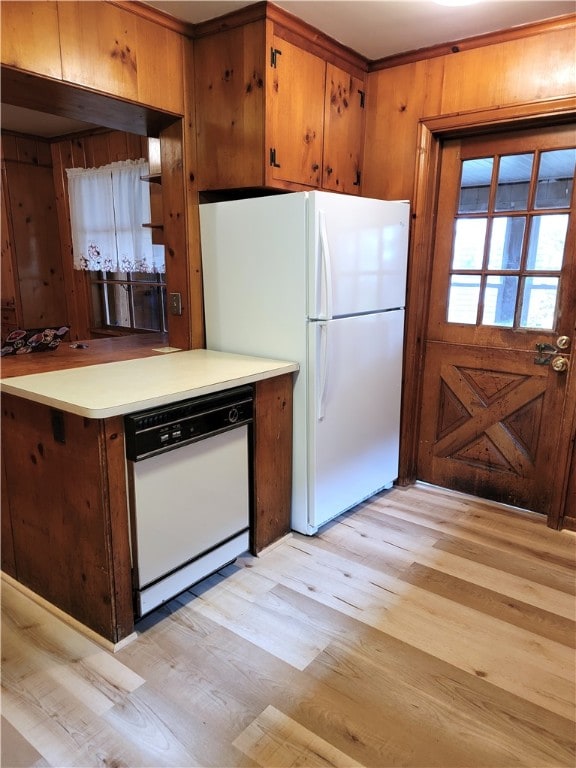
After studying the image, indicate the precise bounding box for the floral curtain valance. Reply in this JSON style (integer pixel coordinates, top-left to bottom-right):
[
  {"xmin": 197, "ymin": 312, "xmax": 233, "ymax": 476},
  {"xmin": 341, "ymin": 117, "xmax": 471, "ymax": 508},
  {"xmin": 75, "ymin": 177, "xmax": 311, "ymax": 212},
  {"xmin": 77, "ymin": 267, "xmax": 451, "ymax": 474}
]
[{"xmin": 66, "ymin": 159, "xmax": 165, "ymax": 273}]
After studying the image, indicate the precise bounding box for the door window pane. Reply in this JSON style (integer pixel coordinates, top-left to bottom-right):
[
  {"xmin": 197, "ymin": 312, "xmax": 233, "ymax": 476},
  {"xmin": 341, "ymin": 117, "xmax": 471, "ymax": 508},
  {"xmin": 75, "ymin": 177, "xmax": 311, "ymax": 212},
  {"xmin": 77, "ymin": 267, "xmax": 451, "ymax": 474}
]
[
  {"xmin": 447, "ymin": 142, "xmax": 572, "ymax": 332},
  {"xmin": 526, "ymin": 214, "xmax": 569, "ymax": 270},
  {"xmin": 452, "ymin": 218, "xmax": 487, "ymax": 269},
  {"xmin": 447, "ymin": 275, "xmax": 480, "ymax": 324},
  {"xmin": 482, "ymin": 275, "xmax": 518, "ymax": 327},
  {"xmin": 488, "ymin": 217, "xmax": 525, "ymax": 270},
  {"xmin": 520, "ymin": 277, "xmax": 559, "ymax": 329},
  {"xmin": 535, "ymin": 149, "xmax": 576, "ymax": 209},
  {"xmin": 458, "ymin": 158, "xmax": 493, "ymax": 213},
  {"xmin": 495, "ymin": 153, "xmax": 533, "ymax": 211}
]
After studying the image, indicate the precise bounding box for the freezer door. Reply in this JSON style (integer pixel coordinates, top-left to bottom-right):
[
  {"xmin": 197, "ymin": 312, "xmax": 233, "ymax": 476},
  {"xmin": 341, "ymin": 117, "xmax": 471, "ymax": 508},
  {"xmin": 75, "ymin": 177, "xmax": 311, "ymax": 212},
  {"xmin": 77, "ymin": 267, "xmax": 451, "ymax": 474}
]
[
  {"xmin": 307, "ymin": 310, "xmax": 405, "ymax": 531},
  {"xmin": 308, "ymin": 192, "xmax": 409, "ymax": 318}
]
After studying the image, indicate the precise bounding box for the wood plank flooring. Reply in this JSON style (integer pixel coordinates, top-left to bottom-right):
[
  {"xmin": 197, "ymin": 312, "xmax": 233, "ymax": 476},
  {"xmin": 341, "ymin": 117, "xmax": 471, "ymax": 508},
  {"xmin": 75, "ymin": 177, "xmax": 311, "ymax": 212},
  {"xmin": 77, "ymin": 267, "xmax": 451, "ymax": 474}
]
[{"xmin": 2, "ymin": 483, "xmax": 575, "ymax": 767}]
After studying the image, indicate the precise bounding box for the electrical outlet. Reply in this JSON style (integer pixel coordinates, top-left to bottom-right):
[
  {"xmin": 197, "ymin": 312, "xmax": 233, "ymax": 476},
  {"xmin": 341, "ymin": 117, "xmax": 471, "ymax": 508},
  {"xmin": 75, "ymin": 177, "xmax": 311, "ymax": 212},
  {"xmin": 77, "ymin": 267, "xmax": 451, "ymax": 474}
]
[{"xmin": 169, "ymin": 292, "xmax": 182, "ymax": 316}]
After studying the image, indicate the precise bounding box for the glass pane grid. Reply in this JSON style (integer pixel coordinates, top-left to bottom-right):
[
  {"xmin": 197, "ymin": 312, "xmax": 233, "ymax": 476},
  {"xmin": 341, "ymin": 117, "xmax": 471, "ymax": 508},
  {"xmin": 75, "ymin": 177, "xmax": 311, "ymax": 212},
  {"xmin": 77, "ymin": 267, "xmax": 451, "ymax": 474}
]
[
  {"xmin": 89, "ymin": 270, "xmax": 167, "ymax": 332},
  {"xmin": 447, "ymin": 147, "xmax": 572, "ymax": 331}
]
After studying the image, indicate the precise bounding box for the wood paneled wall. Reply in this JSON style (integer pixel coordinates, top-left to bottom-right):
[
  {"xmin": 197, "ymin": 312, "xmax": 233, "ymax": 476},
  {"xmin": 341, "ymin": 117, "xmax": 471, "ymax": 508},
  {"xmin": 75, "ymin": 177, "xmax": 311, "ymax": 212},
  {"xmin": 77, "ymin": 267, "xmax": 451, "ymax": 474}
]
[
  {"xmin": 361, "ymin": 17, "xmax": 576, "ymax": 517},
  {"xmin": 1, "ymin": 134, "xmax": 66, "ymax": 334},
  {"xmin": 50, "ymin": 131, "xmax": 149, "ymax": 340},
  {"xmin": 362, "ymin": 21, "xmax": 576, "ymax": 201},
  {"xmin": 1, "ymin": 130, "xmax": 151, "ymax": 342}
]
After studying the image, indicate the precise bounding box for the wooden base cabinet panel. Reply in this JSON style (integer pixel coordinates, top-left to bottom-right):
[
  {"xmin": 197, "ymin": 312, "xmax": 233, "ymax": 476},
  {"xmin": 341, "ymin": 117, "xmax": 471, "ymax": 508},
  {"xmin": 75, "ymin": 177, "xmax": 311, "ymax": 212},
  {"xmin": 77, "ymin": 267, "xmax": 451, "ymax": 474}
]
[
  {"xmin": 1, "ymin": 451, "xmax": 17, "ymax": 577},
  {"xmin": 1, "ymin": 394, "xmax": 133, "ymax": 642},
  {"xmin": 252, "ymin": 374, "xmax": 294, "ymax": 552}
]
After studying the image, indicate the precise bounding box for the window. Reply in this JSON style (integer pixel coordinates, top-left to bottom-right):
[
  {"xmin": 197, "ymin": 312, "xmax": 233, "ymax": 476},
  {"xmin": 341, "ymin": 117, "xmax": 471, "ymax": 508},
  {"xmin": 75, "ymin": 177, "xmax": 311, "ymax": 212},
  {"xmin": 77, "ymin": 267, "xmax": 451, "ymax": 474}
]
[
  {"xmin": 66, "ymin": 159, "xmax": 166, "ymax": 333},
  {"xmin": 90, "ymin": 268, "xmax": 167, "ymax": 333},
  {"xmin": 447, "ymin": 147, "xmax": 575, "ymax": 329}
]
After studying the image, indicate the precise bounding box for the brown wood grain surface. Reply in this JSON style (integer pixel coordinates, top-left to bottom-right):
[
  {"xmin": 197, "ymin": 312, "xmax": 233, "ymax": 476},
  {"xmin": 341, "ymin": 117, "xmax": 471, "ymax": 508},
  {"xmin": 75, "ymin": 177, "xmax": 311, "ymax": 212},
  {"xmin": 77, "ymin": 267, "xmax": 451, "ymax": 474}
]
[
  {"xmin": 1, "ymin": 393, "xmax": 131, "ymax": 641},
  {"xmin": 252, "ymin": 373, "xmax": 293, "ymax": 553},
  {"xmin": 0, "ymin": 333, "xmax": 169, "ymax": 378}
]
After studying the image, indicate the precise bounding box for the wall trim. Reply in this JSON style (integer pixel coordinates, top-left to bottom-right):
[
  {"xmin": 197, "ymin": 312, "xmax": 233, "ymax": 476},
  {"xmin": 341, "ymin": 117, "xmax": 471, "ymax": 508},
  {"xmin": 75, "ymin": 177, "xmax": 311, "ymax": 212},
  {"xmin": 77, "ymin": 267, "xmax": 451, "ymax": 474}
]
[
  {"xmin": 121, "ymin": 2, "xmax": 574, "ymax": 78},
  {"xmin": 370, "ymin": 12, "xmax": 576, "ymax": 71}
]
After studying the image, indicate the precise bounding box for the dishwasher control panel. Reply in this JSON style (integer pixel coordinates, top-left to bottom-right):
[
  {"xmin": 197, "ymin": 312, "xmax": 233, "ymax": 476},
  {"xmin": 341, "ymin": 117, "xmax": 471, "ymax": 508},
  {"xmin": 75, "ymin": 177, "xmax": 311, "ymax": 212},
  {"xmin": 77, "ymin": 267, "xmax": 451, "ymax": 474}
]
[{"xmin": 125, "ymin": 385, "xmax": 253, "ymax": 461}]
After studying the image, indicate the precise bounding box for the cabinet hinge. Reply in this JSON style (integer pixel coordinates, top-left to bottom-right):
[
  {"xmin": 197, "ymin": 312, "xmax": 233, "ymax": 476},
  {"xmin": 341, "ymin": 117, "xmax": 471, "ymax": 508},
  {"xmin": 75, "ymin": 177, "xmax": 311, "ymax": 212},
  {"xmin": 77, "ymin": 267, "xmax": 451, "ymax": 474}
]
[
  {"xmin": 270, "ymin": 47, "xmax": 282, "ymax": 68},
  {"xmin": 358, "ymin": 89, "xmax": 366, "ymax": 109},
  {"xmin": 353, "ymin": 170, "xmax": 361, "ymax": 187},
  {"xmin": 269, "ymin": 148, "xmax": 281, "ymax": 168}
]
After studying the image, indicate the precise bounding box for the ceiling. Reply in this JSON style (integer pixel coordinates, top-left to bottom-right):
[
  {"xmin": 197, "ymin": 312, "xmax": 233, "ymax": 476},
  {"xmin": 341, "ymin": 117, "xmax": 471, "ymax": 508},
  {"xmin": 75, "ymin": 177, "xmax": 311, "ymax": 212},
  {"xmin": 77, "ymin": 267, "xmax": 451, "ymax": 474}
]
[
  {"xmin": 144, "ymin": 0, "xmax": 575, "ymax": 60},
  {"xmin": 1, "ymin": 0, "xmax": 574, "ymax": 137}
]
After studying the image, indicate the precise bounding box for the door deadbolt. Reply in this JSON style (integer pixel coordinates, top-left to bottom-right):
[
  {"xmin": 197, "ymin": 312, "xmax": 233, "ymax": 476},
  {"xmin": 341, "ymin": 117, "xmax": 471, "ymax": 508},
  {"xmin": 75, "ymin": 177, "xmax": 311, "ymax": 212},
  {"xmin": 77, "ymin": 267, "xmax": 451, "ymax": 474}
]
[
  {"xmin": 556, "ymin": 335, "xmax": 570, "ymax": 350},
  {"xmin": 551, "ymin": 356, "xmax": 569, "ymax": 373}
]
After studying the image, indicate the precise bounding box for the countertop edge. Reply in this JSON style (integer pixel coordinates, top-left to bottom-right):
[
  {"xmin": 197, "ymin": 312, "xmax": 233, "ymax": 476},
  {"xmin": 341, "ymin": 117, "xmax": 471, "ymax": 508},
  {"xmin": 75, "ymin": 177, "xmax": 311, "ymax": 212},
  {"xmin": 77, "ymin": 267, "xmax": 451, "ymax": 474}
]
[{"xmin": 1, "ymin": 362, "xmax": 299, "ymax": 418}]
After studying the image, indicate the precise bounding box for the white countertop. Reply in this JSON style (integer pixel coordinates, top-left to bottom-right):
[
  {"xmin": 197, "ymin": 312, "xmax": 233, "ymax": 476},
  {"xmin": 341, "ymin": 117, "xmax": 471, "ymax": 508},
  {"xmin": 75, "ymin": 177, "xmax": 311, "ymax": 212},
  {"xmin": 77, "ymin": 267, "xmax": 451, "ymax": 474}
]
[{"xmin": 0, "ymin": 349, "xmax": 299, "ymax": 418}]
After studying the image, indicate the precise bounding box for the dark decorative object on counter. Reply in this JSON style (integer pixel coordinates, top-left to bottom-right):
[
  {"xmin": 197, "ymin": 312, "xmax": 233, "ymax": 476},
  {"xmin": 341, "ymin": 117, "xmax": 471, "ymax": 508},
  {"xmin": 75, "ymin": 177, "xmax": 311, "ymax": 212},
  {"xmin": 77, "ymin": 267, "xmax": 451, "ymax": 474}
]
[{"xmin": 1, "ymin": 327, "xmax": 70, "ymax": 356}]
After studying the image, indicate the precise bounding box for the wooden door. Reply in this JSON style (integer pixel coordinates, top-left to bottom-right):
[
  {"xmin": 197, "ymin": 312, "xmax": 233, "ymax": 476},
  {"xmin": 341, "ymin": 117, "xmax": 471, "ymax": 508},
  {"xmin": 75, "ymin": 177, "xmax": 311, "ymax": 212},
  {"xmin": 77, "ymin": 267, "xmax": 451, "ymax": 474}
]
[
  {"xmin": 322, "ymin": 63, "xmax": 365, "ymax": 194},
  {"xmin": 267, "ymin": 36, "xmax": 325, "ymax": 188},
  {"xmin": 418, "ymin": 125, "xmax": 575, "ymax": 517}
]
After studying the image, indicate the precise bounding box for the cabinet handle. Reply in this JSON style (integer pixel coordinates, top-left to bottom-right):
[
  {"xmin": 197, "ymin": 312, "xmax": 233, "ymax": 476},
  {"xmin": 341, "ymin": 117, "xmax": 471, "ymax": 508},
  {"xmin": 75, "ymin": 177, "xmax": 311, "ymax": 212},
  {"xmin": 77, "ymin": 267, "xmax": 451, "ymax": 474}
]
[
  {"xmin": 326, "ymin": 166, "xmax": 333, "ymax": 175},
  {"xmin": 353, "ymin": 170, "xmax": 361, "ymax": 186},
  {"xmin": 312, "ymin": 163, "xmax": 319, "ymax": 172}
]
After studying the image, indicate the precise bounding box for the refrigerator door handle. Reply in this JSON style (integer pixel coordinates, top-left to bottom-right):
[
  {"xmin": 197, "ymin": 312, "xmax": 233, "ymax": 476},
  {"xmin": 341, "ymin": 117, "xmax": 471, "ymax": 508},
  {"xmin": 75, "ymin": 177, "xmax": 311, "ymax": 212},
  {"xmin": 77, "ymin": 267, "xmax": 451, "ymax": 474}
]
[
  {"xmin": 318, "ymin": 210, "xmax": 333, "ymax": 320},
  {"xmin": 317, "ymin": 321, "xmax": 329, "ymax": 421}
]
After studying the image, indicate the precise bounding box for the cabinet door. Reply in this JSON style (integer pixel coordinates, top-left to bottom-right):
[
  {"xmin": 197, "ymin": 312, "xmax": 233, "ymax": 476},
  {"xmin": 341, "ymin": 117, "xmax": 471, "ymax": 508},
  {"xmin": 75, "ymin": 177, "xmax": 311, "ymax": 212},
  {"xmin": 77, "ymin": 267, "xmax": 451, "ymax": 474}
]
[
  {"xmin": 58, "ymin": 1, "xmax": 139, "ymax": 103},
  {"xmin": 195, "ymin": 22, "xmax": 266, "ymax": 189},
  {"xmin": 1, "ymin": 1, "xmax": 62, "ymax": 78},
  {"xmin": 322, "ymin": 64, "xmax": 365, "ymax": 195},
  {"xmin": 58, "ymin": 1, "xmax": 185, "ymax": 114},
  {"xmin": 267, "ymin": 36, "xmax": 325, "ymax": 188}
]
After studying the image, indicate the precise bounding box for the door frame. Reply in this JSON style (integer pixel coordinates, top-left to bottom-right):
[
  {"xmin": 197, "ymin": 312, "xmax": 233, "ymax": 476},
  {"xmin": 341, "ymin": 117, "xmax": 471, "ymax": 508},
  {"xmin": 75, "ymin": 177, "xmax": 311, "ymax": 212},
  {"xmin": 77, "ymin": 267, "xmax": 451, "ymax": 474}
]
[{"xmin": 399, "ymin": 96, "xmax": 576, "ymax": 528}]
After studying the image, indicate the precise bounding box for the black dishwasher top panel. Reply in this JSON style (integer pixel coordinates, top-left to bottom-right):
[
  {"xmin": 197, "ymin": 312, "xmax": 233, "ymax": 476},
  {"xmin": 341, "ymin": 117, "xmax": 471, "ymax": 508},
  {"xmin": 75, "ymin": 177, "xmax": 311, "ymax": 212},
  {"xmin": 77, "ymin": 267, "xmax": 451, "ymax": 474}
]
[{"xmin": 125, "ymin": 385, "xmax": 253, "ymax": 461}]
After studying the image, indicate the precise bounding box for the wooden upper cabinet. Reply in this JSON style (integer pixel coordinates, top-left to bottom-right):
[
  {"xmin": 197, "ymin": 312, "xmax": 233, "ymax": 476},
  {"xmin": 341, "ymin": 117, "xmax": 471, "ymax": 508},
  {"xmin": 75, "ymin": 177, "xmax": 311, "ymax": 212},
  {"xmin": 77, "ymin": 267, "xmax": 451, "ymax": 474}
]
[
  {"xmin": 58, "ymin": 2, "xmax": 139, "ymax": 103},
  {"xmin": 322, "ymin": 63, "xmax": 366, "ymax": 194},
  {"xmin": 1, "ymin": 1, "xmax": 62, "ymax": 78},
  {"xmin": 57, "ymin": 1, "xmax": 184, "ymax": 115},
  {"xmin": 194, "ymin": 18, "xmax": 367, "ymax": 194},
  {"xmin": 133, "ymin": 14, "xmax": 185, "ymax": 115},
  {"xmin": 194, "ymin": 22, "xmax": 267, "ymax": 189},
  {"xmin": 267, "ymin": 36, "xmax": 325, "ymax": 189}
]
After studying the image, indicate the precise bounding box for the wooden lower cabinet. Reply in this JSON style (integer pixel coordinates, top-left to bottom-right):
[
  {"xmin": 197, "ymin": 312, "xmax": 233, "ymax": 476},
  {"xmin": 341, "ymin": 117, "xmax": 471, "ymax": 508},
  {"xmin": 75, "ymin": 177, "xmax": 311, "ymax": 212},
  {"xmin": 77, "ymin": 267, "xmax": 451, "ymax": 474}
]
[
  {"xmin": 1, "ymin": 394, "xmax": 134, "ymax": 642},
  {"xmin": 1, "ymin": 374, "xmax": 293, "ymax": 642}
]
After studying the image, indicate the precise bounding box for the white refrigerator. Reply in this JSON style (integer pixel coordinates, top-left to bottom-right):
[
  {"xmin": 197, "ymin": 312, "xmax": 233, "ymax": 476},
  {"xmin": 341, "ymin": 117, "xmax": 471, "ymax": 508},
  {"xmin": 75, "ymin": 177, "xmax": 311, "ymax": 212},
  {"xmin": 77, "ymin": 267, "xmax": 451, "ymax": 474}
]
[{"xmin": 200, "ymin": 191, "xmax": 409, "ymax": 535}]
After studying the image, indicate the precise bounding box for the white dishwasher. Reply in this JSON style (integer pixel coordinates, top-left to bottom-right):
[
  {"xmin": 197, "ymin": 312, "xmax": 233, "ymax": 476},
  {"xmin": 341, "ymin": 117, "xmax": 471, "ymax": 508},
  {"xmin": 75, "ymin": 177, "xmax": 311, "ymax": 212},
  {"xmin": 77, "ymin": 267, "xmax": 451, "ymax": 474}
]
[{"xmin": 125, "ymin": 385, "xmax": 253, "ymax": 618}]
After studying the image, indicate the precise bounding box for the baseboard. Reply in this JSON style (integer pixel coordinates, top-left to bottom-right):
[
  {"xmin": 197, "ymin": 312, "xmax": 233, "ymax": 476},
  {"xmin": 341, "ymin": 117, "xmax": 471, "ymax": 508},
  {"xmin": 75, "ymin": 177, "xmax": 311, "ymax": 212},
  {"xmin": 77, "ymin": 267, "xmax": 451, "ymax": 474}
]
[{"xmin": 1, "ymin": 572, "xmax": 137, "ymax": 653}]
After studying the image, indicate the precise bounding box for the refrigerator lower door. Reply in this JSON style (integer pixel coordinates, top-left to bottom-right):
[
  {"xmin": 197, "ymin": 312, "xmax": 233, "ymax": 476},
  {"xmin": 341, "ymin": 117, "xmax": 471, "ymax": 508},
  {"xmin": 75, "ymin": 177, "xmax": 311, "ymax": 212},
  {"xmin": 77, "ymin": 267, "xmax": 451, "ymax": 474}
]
[{"xmin": 307, "ymin": 309, "xmax": 405, "ymax": 532}]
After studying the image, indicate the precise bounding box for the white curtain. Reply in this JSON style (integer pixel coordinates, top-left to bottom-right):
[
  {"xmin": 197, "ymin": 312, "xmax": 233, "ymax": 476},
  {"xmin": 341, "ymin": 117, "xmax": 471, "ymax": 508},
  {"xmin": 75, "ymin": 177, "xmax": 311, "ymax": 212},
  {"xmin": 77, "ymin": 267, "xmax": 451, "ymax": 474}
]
[{"xmin": 66, "ymin": 159, "xmax": 165, "ymax": 273}]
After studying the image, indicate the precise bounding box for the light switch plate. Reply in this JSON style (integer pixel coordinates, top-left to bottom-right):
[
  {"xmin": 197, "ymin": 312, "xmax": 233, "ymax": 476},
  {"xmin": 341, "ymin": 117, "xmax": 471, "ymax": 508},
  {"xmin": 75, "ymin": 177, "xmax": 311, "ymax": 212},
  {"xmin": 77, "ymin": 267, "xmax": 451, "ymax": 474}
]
[{"xmin": 169, "ymin": 292, "xmax": 182, "ymax": 316}]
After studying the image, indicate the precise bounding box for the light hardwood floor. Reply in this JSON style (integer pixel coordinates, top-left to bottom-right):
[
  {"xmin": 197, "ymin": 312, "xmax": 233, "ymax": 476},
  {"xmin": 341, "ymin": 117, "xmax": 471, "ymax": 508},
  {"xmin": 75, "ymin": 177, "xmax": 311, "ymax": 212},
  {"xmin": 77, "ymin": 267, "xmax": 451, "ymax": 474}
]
[{"xmin": 2, "ymin": 483, "xmax": 575, "ymax": 768}]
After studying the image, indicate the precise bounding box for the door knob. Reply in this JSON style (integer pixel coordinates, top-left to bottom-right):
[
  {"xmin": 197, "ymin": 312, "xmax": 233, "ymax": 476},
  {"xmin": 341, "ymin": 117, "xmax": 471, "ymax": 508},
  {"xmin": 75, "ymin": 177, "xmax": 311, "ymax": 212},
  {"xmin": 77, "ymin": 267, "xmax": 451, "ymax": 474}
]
[
  {"xmin": 551, "ymin": 356, "xmax": 569, "ymax": 373},
  {"xmin": 556, "ymin": 335, "xmax": 570, "ymax": 350}
]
